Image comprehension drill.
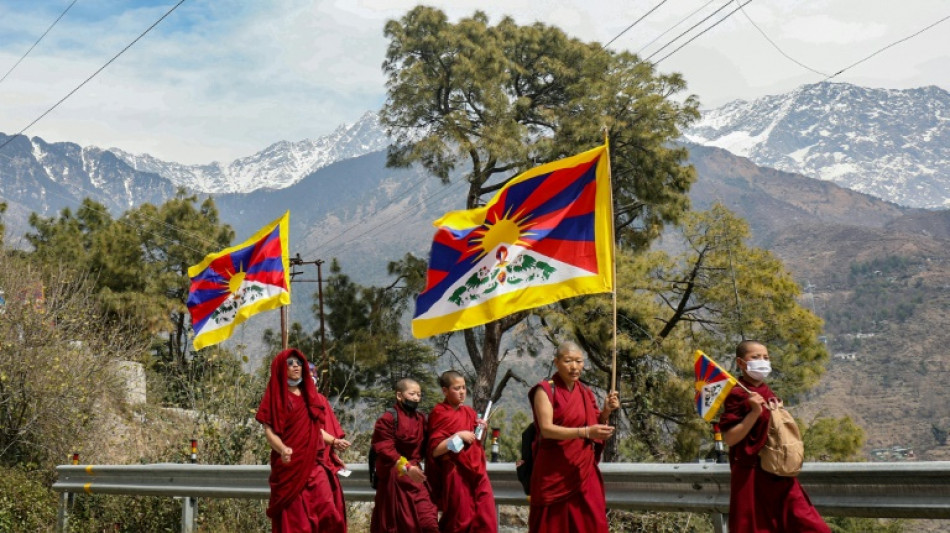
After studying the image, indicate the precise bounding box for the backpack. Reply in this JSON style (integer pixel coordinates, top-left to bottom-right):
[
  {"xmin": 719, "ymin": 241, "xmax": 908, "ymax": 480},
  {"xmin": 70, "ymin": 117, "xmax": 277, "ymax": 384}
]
[
  {"xmin": 758, "ymin": 400, "xmax": 804, "ymax": 477},
  {"xmin": 368, "ymin": 408, "xmax": 398, "ymax": 489},
  {"xmin": 516, "ymin": 380, "xmax": 555, "ymax": 495}
]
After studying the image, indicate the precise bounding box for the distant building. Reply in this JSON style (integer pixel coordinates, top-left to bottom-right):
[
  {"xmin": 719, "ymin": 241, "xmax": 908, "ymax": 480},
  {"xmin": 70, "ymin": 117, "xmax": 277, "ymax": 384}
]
[{"xmin": 833, "ymin": 352, "xmax": 858, "ymax": 361}]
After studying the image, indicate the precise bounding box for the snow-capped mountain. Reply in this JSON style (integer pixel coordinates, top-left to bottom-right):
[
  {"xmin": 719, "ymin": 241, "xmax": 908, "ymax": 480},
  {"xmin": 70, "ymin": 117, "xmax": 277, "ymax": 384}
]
[
  {"xmin": 0, "ymin": 132, "xmax": 176, "ymax": 216},
  {"xmin": 686, "ymin": 82, "xmax": 950, "ymax": 208},
  {"xmin": 110, "ymin": 111, "xmax": 390, "ymax": 193}
]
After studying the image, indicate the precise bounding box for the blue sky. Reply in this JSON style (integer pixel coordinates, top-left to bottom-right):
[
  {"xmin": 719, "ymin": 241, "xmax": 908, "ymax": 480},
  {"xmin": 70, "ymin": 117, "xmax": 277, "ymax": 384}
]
[{"xmin": 1, "ymin": 0, "xmax": 948, "ymax": 164}]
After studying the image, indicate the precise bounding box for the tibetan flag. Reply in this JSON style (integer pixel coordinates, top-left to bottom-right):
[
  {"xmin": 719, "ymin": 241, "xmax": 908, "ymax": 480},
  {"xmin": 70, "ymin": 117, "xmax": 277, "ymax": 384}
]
[
  {"xmin": 187, "ymin": 212, "xmax": 291, "ymax": 350},
  {"xmin": 412, "ymin": 145, "xmax": 614, "ymax": 338},
  {"xmin": 694, "ymin": 350, "xmax": 737, "ymax": 422}
]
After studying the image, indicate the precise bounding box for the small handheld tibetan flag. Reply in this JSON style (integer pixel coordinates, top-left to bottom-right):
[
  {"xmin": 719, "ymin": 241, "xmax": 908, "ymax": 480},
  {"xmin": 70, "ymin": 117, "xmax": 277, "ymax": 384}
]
[
  {"xmin": 187, "ymin": 212, "xmax": 291, "ymax": 350},
  {"xmin": 412, "ymin": 145, "xmax": 614, "ymax": 338},
  {"xmin": 694, "ymin": 350, "xmax": 737, "ymax": 422}
]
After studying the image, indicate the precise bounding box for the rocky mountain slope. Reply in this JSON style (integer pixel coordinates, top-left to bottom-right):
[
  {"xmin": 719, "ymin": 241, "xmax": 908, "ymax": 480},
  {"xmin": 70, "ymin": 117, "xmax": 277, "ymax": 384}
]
[
  {"xmin": 686, "ymin": 82, "xmax": 950, "ymax": 208},
  {"xmin": 110, "ymin": 112, "xmax": 388, "ymax": 194}
]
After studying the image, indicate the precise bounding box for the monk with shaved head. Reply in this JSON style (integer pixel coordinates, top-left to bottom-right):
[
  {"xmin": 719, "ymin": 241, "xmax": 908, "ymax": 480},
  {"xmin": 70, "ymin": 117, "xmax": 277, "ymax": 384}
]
[
  {"xmin": 720, "ymin": 340, "xmax": 830, "ymax": 532},
  {"xmin": 370, "ymin": 378, "xmax": 439, "ymax": 533},
  {"xmin": 427, "ymin": 370, "xmax": 496, "ymax": 532},
  {"xmin": 528, "ymin": 341, "xmax": 619, "ymax": 533}
]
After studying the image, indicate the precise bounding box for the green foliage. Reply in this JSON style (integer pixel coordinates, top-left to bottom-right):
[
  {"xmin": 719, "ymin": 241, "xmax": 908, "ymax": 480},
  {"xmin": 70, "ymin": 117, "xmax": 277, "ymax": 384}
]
[
  {"xmin": 608, "ymin": 510, "xmax": 713, "ymax": 532},
  {"xmin": 68, "ymin": 494, "xmax": 181, "ymax": 533},
  {"xmin": 25, "ymin": 191, "xmax": 236, "ymax": 407},
  {"xmin": 802, "ymin": 416, "xmax": 865, "ymax": 461},
  {"xmin": 822, "ymin": 255, "xmax": 926, "ymax": 338},
  {"xmin": 266, "ymin": 258, "xmax": 439, "ymax": 416},
  {"xmin": 0, "ymin": 466, "xmax": 56, "ymax": 532},
  {"xmin": 380, "ymin": 5, "xmax": 699, "ymax": 410},
  {"xmin": 827, "ymin": 517, "xmax": 905, "ymax": 533},
  {"xmin": 0, "ymin": 253, "xmax": 139, "ymax": 470},
  {"xmin": 544, "ymin": 204, "xmax": 828, "ymax": 460}
]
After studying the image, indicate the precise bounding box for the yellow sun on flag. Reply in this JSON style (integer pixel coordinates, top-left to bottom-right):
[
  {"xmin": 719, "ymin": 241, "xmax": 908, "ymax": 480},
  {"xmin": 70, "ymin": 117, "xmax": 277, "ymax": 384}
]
[
  {"xmin": 469, "ymin": 210, "xmax": 534, "ymax": 260},
  {"xmin": 228, "ymin": 270, "xmax": 246, "ymax": 295}
]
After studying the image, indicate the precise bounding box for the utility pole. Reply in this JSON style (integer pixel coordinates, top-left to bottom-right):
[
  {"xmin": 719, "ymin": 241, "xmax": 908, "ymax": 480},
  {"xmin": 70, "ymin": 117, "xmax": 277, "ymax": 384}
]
[{"xmin": 288, "ymin": 254, "xmax": 329, "ymax": 392}]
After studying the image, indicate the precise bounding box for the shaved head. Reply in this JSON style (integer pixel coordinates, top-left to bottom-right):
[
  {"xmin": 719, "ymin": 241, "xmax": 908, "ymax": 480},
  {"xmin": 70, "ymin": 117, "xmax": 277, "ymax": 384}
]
[
  {"xmin": 439, "ymin": 370, "xmax": 465, "ymax": 388},
  {"xmin": 736, "ymin": 340, "xmax": 766, "ymax": 359},
  {"xmin": 395, "ymin": 378, "xmax": 420, "ymax": 393},
  {"xmin": 556, "ymin": 341, "xmax": 583, "ymax": 359}
]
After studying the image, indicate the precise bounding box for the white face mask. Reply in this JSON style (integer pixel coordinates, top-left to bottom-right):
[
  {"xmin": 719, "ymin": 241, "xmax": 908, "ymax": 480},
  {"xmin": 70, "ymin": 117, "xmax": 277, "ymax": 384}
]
[{"xmin": 744, "ymin": 359, "xmax": 771, "ymax": 381}]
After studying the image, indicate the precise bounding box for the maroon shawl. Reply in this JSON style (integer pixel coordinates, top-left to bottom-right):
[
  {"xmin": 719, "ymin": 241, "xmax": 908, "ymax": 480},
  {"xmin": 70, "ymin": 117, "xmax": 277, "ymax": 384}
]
[{"xmin": 255, "ymin": 348, "xmax": 326, "ymax": 517}]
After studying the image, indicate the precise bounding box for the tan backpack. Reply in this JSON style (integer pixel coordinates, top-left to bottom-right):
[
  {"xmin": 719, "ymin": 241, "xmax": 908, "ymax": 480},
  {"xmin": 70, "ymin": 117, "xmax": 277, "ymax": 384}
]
[{"xmin": 758, "ymin": 398, "xmax": 804, "ymax": 477}]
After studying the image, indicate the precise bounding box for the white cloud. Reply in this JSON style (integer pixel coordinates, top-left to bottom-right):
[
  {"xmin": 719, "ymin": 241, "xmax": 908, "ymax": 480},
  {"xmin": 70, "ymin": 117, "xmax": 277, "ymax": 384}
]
[
  {"xmin": 0, "ymin": 0, "xmax": 947, "ymax": 164},
  {"xmin": 781, "ymin": 15, "xmax": 888, "ymax": 45}
]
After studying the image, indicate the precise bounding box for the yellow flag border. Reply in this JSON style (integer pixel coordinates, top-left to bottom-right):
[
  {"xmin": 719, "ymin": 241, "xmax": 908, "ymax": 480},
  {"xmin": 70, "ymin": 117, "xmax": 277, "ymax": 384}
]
[
  {"xmin": 190, "ymin": 211, "xmax": 291, "ymax": 351},
  {"xmin": 413, "ymin": 146, "xmax": 614, "ymax": 338}
]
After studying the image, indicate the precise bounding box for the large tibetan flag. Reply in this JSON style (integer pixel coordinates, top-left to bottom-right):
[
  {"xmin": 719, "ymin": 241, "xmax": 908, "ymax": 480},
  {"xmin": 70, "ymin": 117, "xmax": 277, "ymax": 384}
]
[
  {"xmin": 412, "ymin": 145, "xmax": 614, "ymax": 338},
  {"xmin": 187, "ymin": 212, "xmax": 291, "ymax": 350},
  {"xmin": 694, "ymin": 350, "xmax": 738, "ymax": 422}
]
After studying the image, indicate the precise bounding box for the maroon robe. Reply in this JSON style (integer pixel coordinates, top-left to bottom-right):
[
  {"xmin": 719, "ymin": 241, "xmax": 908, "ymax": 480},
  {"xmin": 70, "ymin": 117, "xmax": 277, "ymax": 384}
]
[
  {"xmin": 255, "ymin": 349, "xmax": 328, "ymax": 532},
  {"xmin": 370, "ymin": 403, "xmax": 439, "ymax": 533},
  {"xmin": 528, "ymin": 375, "xmax": 608, "ymax": 533},
  {"xmin": 311, "ymin": 392, "xmax": 347, "ymax": 533},
  {"xmin": 719, "ymin": 379, "xmax": 830, "ymax": 533},
  {"xmin": 426, "ymin": 402, "xmax": 497, "ymax": 533}
]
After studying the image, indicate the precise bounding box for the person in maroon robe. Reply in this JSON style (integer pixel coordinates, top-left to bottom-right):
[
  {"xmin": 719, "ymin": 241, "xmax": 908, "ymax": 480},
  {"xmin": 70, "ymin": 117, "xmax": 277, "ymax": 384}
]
[
  {"xmin": 256, "ymin": 348, "xmax": 343, "ymax": 533},
  {"xmin": 720, "ymin": 340, "xmax": 830, "ymax": 533},
  {"xmin": 308, "ymin": 363, "xmax": 351, "ymax": 533},
  {"xmin": 427, "ymin": 370, "xmax": 497, "ymax": 533},
  {"xmin": 528, "ymin": 341, "xmax": 620, "ymax": 533},
  {"xmin": 370, "ymin": 378, "xmax": 439, "ymax": 533}
]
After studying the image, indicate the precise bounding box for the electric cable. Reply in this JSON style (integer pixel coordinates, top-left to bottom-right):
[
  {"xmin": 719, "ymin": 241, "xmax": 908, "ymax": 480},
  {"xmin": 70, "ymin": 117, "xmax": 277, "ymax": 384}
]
[
  {"xmin": 0, "ymin": 0, "xmax": 80, "ymax": 86},
  {"xmin": 652, "ymin": 0, "xmax": 753, "ymax": 66},
  {"xmin": 0, "ymin": 0, "xmax": 189, "ymax": 154},
  {"xmin": 637, "ymin": 0, "xmax": 718, "ymax": 56},
  {"xmin": 602, "ymin": 0, "xmax": 673, "ymax": 50},
  {"xmin": 825, "ymin": 12, "xmax": 950, "ymax": 80},
  {"xmin": 644, "ymin": 0, "xmax": 735, "ymax": 62},
  {"xmin": 735, "ymin": 0, "xmax": 828, "ymax": 77}
]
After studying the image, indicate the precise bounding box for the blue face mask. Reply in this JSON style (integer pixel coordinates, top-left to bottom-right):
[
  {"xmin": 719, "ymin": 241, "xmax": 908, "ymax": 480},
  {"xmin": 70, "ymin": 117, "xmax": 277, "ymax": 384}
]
[{"xmin": 287, "ymin": 378, "xmax": 302, "ymax": 387}]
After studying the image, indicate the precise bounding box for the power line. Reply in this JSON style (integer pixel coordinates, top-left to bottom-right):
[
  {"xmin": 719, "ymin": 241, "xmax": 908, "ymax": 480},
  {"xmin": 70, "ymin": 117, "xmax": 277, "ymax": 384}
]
[
  {"xmin": 736, "ymin": 0, "xmax": 828, "ymax": 77},
  {"xmin": 652, "ymin": 0, "xmax": 753, "ymax": 66},
  {"xmin": 826, "ymin": 12, "xmax": 950, "ymax": 81},
  {"xmin": 644, "ymin": 0, "xmax": 735, "ymax": 63},
  {"xmin": 637, "ymin": 0, "xmax": 718, "ymax": 56},
  {"xmin": 602, "ymin": 0, "xmax": 673, "ymax": 50},
  {"xmin": 0, "ymin": 0, "xmax": 189, "ymax": 154},
  {"xmin": 0, "ymin": 0, "xmax": 80, "ymax": 87}
]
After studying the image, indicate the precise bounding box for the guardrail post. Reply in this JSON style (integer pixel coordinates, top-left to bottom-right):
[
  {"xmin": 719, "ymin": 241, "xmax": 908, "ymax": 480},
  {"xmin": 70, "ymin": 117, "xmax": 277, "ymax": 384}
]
[
  {"xmin": 712, "ymin": 512, "xmax": 727, "ymax": 533},
  {"xmin": 180, "ymin": 496, "xmax": 196, "ymax": 533},
  {"xmin": 56, "ymin": 491, "xmax": 70, "ymax": 533},
  {"xmin": 180, "ymin": 438, "xmax": 198, "ymax": 533}
]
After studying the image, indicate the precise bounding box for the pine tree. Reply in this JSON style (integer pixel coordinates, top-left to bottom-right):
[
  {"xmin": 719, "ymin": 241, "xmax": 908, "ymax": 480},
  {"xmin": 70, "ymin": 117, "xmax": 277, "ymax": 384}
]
[{"xmin": 380, "ymin": 6, "xmax": 699, "ymax": 411}]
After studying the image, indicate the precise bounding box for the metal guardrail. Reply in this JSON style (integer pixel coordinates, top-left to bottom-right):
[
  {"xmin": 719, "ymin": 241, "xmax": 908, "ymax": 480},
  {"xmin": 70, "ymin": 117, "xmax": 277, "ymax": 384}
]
[{"xmin": 53, "ymin": 461, "xmax": 950, "ymax": 531}]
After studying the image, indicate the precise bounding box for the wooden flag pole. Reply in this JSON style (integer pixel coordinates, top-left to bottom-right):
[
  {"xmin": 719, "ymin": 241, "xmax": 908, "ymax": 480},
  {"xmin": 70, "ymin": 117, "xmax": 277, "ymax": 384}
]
[
  {"xmin": 280, "ymin": 306, "xmax": 289, "ymax": 350},
  {"xmin": 604, "ymin": 128, "xmax": 618, "ymax": 394}
]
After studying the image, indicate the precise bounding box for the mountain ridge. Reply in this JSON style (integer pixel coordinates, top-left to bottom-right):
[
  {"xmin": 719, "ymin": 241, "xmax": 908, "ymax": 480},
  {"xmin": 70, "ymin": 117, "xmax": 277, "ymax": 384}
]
[{"xmin": 686, "ymin": 82, "xmax": 950, "ymax": 208}]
